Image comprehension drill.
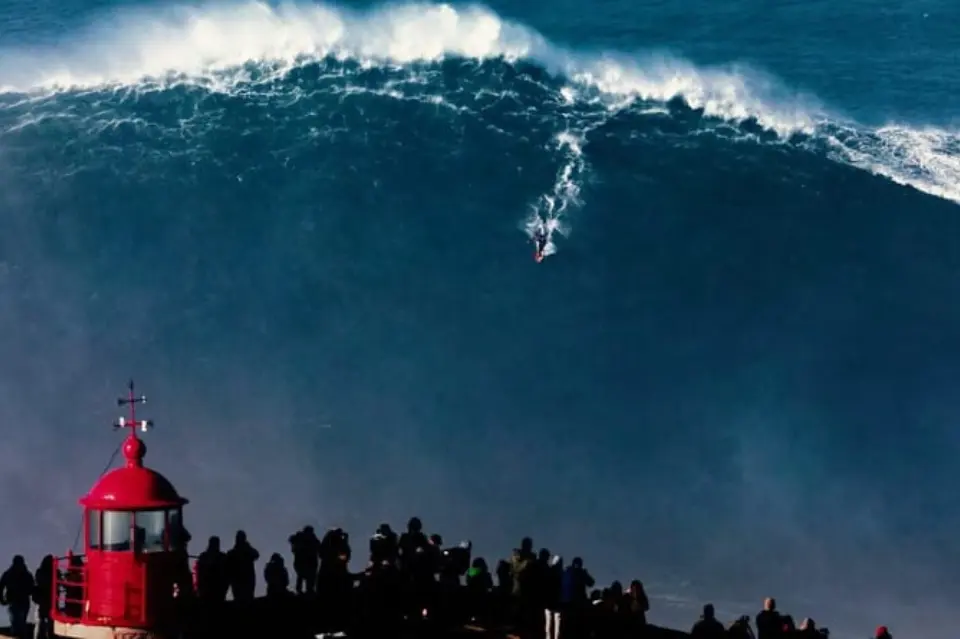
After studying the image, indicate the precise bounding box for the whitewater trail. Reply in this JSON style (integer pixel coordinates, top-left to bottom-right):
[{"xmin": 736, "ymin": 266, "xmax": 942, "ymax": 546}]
[
  {"xmin": 0, "ymin": 0, "xmax": 957, "ymax": 230},
  {"xmin": 524, "ymin": 126, "xmax": 598, "ymax": 259}
]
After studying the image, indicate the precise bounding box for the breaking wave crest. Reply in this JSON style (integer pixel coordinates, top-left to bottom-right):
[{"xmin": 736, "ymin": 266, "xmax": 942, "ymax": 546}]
[
  {"xmin": 0, "ymin": 1, "xmax": 824, "ymax": 135},
  {"xmin": 0, "ymin": 0, "xmax": 957, "ymax": 230}
]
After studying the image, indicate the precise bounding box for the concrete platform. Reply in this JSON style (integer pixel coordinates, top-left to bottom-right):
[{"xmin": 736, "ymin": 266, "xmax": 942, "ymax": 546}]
[
  {"xmin": 54, "ymin": 621, "xmax": 166, "ymax": 639},
  {"xmin": 0, "ymin": 623, "xmax": 165, "ymax": 639}
]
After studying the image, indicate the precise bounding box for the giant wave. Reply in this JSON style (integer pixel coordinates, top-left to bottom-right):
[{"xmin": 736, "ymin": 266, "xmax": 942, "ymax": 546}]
[{"xmin": 0, "ymin": 0, "xmax": 957, "ymax": 250}]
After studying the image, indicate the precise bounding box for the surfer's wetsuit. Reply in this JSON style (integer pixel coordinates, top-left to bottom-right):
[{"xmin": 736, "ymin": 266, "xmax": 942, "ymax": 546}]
[{"xmin": 534, "ymin": 230, "xmax": 548, "ymax": 254}]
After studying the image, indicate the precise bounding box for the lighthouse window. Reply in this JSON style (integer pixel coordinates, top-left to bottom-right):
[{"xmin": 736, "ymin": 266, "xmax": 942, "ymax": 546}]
[
  {"xmin": 134, "ymin": 510, "xmax": 167, "ymax": 553},
  {"xmin": 87, "ymin": 510, "xmax": 101, "ymax": 549},
  {"xmin": 101, "ymin": 511, "xmax": 132, "ymax": 551}
]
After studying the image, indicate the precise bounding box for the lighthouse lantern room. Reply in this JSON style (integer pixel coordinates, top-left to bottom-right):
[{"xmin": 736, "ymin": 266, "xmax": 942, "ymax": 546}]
[{"xmin": 53, "ymin": 382, "xmax": 189, "ymax": 639}]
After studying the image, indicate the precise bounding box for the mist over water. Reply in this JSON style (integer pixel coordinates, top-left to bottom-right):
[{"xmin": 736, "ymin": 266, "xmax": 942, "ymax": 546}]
[{"xmin": 1, "ymin": 2, "xmax": 959, "ymax": 638}]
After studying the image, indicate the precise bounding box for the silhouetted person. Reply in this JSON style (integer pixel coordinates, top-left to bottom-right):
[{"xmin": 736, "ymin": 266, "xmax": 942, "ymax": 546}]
[
  {"xmin": 438, "ymin": 538, "xmax": 470, "ymax": 588},
  {"xmin": 399, "ymin": 517, "xmax": 428, "ymax": 572},
  {"xmin": 226, "ymin": 530, "xmax": 259, "ymax": 603},
  {"xmin": 196, "ymin": 536, "xmax": 229, "ymax": 604},
  {"xmin": 874, "ymin": 626, "xmax": 892, "ymax": 639},
  {"xmin": 370, "ymin": 523, "xmax": 398, "ymax": 565},
  {"xmin": 728, "ymin": 615, "xmax": 756, "ymax": 639},
  {"xmin": 166, "ymin": 518, "xmax": 192, "ymax": 550},
  {"xmin": 561, "ymin": 557, "xmax": 594, "ymax": 605},
  {"xmin": 510, "ymin": 537, "xmax": 536, "ymax": 595},
  {"xmin": 534, "ymin": 548, "xmax": 552, "ymax": 619},
  {"xmin": 798, "ymin": 618, "xmax": 819, "ymax": 638},
  {"xmin": 496, "ymin": 559, "xmax": 513, "ymax": 597},
  {"xmin": 357, "ymin": 555, "xmax": 403, "ymax": 633},
  {"xmin": 433, "ymin": 540, "xmax": 471, "ymax": 624},
  {"xmin": 289, "ymin": 525, "xmax": 321, "ymax": 595},
  {"xmin": 264, "ymin": 553, "xmax": 289, "ymax": 598},
  {"xmin": 594, "ymin": 583, "xmax": 624, "ymax": 639},
  {"xmin": 691, "ymin": 604, "xmax": 725, "ymax": 639},
  {"xmin": 319, "ymin": 528, "xmax": 351, "ymax": 572},
  {"xmin": 467, "ymin": 557, "xmax": 493, "ymax": 593},
  {"xmin": 33, "ymin": 555, "xmax": 54, "ymax": 639},
  {"xmin": 318, "ymin": 527, "xmax": 353, "ymax": 623},
  {"xmin": 756, "ymin": 597, "xmax": 782, "ymax": 639},
  {"xmin": 0, "ymin": 555, "xmax": 34, "ymax": 639},
  {"xmin": 560, "ymin": 557, "xmax": 594, "ymax": 639},
  {"xmin": 165, "ymin": 519, "xmax": 193, "ymax": 600},
  {"xmin": 416, "ymin": 533, "xmax": 444, "ymax": 614},
  {"xmin": 781, "ymin": 615, "xmax": 796, "ymax": 634},
  {"xmin": 510, "ymin": 537, "xmax": 537, "ymax": 634},
  {"xmin": 626, "ymin": 579, "xmax": 650, "ymax": 630},
  {"xmin": 543, "ymin": 555, "xmax": 563, "ymax": 639},
  {"xmin": 466, "ymin": 557, "xmax": 493, "ymax": 623}
]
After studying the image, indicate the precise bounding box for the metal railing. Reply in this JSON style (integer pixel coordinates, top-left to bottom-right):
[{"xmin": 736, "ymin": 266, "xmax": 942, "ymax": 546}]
[
  {"xmin": 51, "ymin": 552, "xmax": 149, "ymax": 626},
  {"xmin": 51, "ymin": 551, "xmax": 199, "ymax": 627},
  {"xmin": 51, "ymin": 552, "xmax": 87, "ymax": 623}
]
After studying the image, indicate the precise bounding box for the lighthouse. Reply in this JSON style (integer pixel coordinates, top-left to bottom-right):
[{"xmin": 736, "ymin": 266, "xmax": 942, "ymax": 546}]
[{"xmin": 52, "ymin": 382, "xmax": 190, "ymax": 639}]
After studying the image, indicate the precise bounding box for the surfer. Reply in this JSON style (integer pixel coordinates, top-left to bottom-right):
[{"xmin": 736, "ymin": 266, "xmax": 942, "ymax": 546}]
[{"xmin": 533, "ymin": 226, "xmax": 548, "ymax": 262}]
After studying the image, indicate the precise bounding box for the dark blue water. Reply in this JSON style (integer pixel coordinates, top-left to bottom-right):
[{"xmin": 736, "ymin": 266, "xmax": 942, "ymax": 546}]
[{"xmin": 1, "ymin": 2, "xmax": 959, "ymax": 637}]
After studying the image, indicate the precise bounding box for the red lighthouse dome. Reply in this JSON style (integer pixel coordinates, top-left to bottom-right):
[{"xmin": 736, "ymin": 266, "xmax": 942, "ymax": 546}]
[
  {"xmin": 53, "ymin": 381, "xmax": 191, "ymax": 639},
  {"xmin": 80, "ymin": 428, "xmax": 186, "ymax": 511}
]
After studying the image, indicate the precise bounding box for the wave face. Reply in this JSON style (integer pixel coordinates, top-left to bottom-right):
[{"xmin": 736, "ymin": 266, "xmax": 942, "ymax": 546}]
[{"xmin": 1, "ymin": 3, "xmax": 960, "ymax": 638}]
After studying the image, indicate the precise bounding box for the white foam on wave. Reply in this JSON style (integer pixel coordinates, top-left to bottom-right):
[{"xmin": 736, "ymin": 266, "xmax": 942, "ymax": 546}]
[
  {"xmin": 523, "ymin": 128, "xmax": 595, "ymax": 259},
  {"xmin": 826, "ymin": 124, "xmax": 960, "ymax": 206},
  {"xmin": 0, "ymin": 0, "xmax": 820, "ymax": 134},
  {"xmin": 0, "ymin": 0, "xmax": 957, "ymax": 211},
  {"xmin": 0, "ymin": 2, "xmax": 545, "ymax": 91}
]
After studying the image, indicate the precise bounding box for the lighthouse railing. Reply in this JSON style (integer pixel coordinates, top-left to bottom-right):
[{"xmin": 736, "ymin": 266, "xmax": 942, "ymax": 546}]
[
  {"xmin": 51, "ymin": 551, "xmax": 203, "ymax": 626},
  {"xmin": 51, "ymin": 553, "xmax": 88, "ymax": 623}
]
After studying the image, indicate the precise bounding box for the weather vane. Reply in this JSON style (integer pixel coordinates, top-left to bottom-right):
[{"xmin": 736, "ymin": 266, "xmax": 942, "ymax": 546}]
[{"xmin": 114, "ymin": 379, "xmax": 153, "ymax": 434}]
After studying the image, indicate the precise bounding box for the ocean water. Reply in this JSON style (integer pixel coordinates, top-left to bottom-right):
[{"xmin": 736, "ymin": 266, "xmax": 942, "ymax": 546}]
[{"xmin": 1, "ymin": 1, "xmax": 959, "ymax": 637}]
